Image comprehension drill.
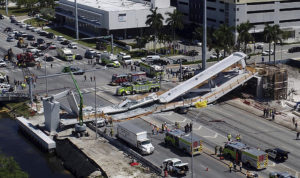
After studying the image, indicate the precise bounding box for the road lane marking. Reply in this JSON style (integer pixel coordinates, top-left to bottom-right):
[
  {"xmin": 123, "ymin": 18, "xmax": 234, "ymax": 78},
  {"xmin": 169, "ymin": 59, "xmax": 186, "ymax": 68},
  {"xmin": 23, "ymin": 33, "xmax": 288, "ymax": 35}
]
[{"xmin": 202, "ymin": 133, "xmax": 218, "ymax": 138}]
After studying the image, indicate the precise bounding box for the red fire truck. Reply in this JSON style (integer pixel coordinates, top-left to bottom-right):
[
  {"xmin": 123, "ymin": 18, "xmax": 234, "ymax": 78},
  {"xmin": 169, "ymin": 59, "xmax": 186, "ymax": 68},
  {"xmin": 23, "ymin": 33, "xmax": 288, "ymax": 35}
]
[{"xmin": 110, "ymin": 72, "xmax": 146, "ymax": 85}]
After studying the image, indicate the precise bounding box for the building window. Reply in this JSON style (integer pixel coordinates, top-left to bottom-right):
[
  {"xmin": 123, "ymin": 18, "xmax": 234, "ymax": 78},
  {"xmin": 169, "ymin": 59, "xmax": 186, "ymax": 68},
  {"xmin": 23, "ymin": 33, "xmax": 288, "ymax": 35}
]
[
  {"xmin": 178, "ymin": 1, "xmax": 188, "ymax": 5},
  {"xmin": 247, "ymin": 9, "xmax": 274, "ymax": 14},
  {"xmin": 118, "ymin": 13, "xmax": 126, "ymax": 22}
]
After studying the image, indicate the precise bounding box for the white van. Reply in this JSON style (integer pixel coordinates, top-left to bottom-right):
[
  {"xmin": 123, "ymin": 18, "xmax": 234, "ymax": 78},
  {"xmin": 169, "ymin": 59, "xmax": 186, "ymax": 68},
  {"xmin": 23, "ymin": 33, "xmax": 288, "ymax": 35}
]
[{"xmin": 146, "ymin": 55, "xmax": 160, "ymax": 60}]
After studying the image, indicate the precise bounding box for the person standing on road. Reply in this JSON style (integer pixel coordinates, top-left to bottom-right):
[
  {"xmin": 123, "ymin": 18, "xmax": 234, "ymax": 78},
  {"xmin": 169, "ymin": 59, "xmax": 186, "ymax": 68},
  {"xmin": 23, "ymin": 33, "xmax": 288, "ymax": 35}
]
[
  {"xmin": 227, "ymin": 133, "xmax": 232, "ymax": 141},
  {"xmin": 84, "ymin": 75, "xmax": 86, "ymax": 81},
  {"xmin": 50, "ymin": 63, "xmax": 53, "ymax": 68},
  {"xmin": 215, "ymin": 146, "xmax": 219, "ymax": 155},
  {"xmin": 110, "ymin": 128, "xmax": 113, "ymax": 137},
  {"xmin": 229, "ymin": 162, "xmax": 233, "ymax": 173},
  {"xmin": 90, "ymin": 76, "xmax": 92, "ymax": 82},
  {"xmin": 296, "ymin": 132, "xmax": 299, "ymax": 140},
  {"xmin": 219, "ymin": 146, "xmax": 223, "ymax": 155},
  {"xmin": 93, "ymin": 76, "xmax": 96, "ymax": 81},
  {"xmin": 295, "ymin": 122, "xmax": 298, "ymax": 130},
  {"xmin": 272, "ymin": 113, "xmax": 275, "ymax": 120}
]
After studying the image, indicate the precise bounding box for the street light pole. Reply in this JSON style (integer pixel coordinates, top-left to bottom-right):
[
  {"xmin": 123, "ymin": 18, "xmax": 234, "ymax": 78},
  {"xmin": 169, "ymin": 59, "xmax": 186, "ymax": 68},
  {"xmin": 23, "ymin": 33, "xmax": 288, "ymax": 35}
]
[
  {"xmin": 202, "ymin": 0, "xmax": 207, "ymax": 70},
  {"xmin": 5, "ymin": 0, "xmax": 8, "ymax": 16},
  {"xmin": 75, "ymin": 0, "xmax": 79, "ymax": 40},
  {"xmin": 44, "ymin": 56, "xmax": 48, "ymax": 96},
  {"xmin": 94, "ymin": 71, "xmax": 97, "ymax": 139},
  {"xmin": 191, "ymin": 119, "xmax": 194, "ymax": 178}
]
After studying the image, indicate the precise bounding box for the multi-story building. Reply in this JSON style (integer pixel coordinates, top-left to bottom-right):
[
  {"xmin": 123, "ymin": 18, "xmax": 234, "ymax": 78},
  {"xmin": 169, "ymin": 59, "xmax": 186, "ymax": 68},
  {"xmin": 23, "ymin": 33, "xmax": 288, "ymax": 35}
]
[
  {"xmin": 176, "ymin": 0, "xmax": 300, "ymax": 42},
  {"xmin": 55, "ymin": 0, "xmax": 175, "ymax": 38}
]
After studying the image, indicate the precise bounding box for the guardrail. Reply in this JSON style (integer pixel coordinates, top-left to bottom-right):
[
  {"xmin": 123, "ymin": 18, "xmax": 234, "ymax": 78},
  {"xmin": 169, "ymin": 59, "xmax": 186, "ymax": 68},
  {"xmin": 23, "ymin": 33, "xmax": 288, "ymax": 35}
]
[{"xmin": 87, "ymin": 123, "xmax": 162, "ymax": 175}]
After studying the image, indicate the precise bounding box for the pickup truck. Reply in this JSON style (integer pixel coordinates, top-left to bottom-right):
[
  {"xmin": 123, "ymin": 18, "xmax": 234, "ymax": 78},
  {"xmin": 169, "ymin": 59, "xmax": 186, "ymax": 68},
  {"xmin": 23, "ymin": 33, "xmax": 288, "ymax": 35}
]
[
  {"xmin": 162, "ymin": 158, "xmax": 189, "ymax": 176},
  {"xmin": 265, "ymin": 148, "xmax": 289, "ymax": 162}
]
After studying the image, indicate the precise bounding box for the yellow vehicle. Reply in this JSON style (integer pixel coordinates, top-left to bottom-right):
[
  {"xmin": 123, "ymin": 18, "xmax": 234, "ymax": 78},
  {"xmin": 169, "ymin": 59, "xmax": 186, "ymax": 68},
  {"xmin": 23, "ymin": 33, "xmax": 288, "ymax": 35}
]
[
  {"xmin": 164, "ymin": 129, "xmax": 202, "ymax": 156},
  {"xmin": 223, "ymin": 141, "xmax": 268, "ymax": 170}
]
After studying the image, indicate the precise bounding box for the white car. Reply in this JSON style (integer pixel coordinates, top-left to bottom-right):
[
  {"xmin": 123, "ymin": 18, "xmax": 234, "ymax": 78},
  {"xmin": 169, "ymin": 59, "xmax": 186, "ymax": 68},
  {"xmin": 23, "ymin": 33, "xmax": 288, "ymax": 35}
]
[
  {"xmin": 26, "ymin": 47, "xmax": 40, "ymax": 53},
  {"xmin": 0, "ymin": 61, "xmax": 7, "ymax": 67},
  {"xmin": 15, "ymin": 21, "xmax": 22, "ymax": 25},
  {"xmin": 26, "ymin": 25, "xmax": 32, "ymax": 30},
  {"xmin": 262, "ymin": 49, "xmax": 274, "ymax": 56},
  {"xmin": 6, "ymin": 36, "xmax": 15, "ymax": 42},
  {"xmin": 19, "ymin": 23, "xmax": 26, "ymax": 28},
  {"xmin": 256, "ymin": 43, "xmax": 264, "ymax": 49},
  {"xmin": 210, "ymin": 53, "xmax": 223, "ymax": 59},
  {"xmin": 8, "ymin": 32, "xmax": 15, "ymax": 37},
  {"xmin": 57, "ymin": 36, "xmax": 66, "ymax": 41},
  {"xmin": 93, "ymin": 118, "xmax": 106, "ymax": 127},
  {"xmin": 68, "ymin": 43, "xmax": 78, "ymax": 49}
]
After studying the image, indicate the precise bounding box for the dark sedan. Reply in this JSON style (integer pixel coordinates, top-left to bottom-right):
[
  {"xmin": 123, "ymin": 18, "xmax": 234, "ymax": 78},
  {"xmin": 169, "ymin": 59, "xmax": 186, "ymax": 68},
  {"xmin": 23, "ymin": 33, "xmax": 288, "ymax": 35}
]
[
  {"xmin": 265, "ymin": 148, "xmax": 289, "ymax": 162},
  {"xmin": 27, "ymin": 35, "xmax": 35, "ymax": 41}
]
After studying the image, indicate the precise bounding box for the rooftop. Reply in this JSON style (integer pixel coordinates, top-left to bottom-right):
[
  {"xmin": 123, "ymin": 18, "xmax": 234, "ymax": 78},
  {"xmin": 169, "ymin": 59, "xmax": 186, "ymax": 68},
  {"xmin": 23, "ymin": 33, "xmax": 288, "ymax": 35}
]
[{"xmin": 63, "ymin": 0, "xmax": 151, "ymax": 11}]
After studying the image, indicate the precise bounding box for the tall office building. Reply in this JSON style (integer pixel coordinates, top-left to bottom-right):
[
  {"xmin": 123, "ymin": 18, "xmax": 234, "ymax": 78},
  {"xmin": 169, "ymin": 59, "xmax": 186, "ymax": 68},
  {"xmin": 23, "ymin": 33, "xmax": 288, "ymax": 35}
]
[{"xmin": 176, "ymin": 0, "xmax": 300, "ymax": 42}]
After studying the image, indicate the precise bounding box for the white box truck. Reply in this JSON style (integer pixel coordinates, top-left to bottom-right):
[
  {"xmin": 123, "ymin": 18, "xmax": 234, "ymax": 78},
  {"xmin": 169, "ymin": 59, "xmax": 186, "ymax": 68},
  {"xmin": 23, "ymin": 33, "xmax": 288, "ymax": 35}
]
[{"xmin": 117, "ymin": 122, "xmax": 154, "ymax": 155}]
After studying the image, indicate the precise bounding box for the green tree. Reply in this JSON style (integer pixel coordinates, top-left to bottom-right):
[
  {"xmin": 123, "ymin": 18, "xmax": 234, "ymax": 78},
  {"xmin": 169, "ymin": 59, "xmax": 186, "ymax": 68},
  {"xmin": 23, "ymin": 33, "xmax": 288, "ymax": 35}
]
[
  {"xmin": 146, "ymin": 7, "xmax": 164, "ymax": 54},
  {"xmin": 237, "ymin": 21, "xmax": 254, "ymax": 53},
  {"xmin": 264, "ymin": 24, "xmax": 283, "ymax": 64},
  {"xmin": 165, "ymin": 9, "xmax": 183, "ymax": 53},
  {"xmin": 215, "ymin": 24, "xmax": 235, "ymax": 57},
  {"xmin": 0, "ymin": 154, "xmax": 28, "ymax": 178}
]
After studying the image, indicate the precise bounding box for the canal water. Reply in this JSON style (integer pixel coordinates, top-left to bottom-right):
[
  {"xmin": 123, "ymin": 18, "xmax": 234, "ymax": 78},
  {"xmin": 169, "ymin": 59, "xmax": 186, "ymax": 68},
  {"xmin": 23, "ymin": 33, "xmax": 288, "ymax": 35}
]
[{"xmin": 0, "ymin": 115, "xmax": 73, "ymax": 178}]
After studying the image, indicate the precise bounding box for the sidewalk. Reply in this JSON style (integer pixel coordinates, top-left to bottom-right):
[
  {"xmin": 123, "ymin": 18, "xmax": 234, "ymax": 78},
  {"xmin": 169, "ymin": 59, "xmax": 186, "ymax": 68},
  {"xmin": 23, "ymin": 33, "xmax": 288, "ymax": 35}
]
[{"xmin": 225, "ymin": 98, "xmax": 300, "ymax": 133}]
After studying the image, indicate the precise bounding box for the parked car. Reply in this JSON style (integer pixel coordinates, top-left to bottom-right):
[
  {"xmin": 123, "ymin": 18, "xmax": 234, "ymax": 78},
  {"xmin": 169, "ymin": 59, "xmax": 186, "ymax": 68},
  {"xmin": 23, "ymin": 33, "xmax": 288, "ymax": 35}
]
[
  {"xmin": 19, "ymin": 23, "xmax": 26, "ymax": 28},
  {"xmin": 186, "ymin": 50, "xmax": 199, "ymax": 56},
  {"xmin": 37, "ymin": 38, "xmax": 45, "ymax": 44},
  {"xmin": 269, "ymin": 172, "xmax": 295, "ymax": 178},
  {"xmin": 68, "ymin": 42, "xmax": 77, "ymax": 49},
  {"xmin": 10, "ymin": 19, "xmax": 17, "ymax": 23},
  {"xmin": 75, "ymin": 54, "xmax": 83, "ymax": 60},
  {"xmin": 262, "ymin": 49, "xmax": 274, "ymax": 56},
  {"xmin": 61, "ymin": 40, "xmax": 71, "ymax": 45},
  {"xmin": 15, "ymin": 21, "xmax": 22, "ymax": 25},
  {"xmin": 288, "ymin": 46, "xmax": 300, "ymax": 53},
  {"xmin": 31, "ymin": 27, "xmax": 39, "ymax": 32},
  {"xmin": 162, "ymin": 158, "xmax": 189, "ymax": 176},
  {"xmin": 45, "ymin": 56, "xmax": 54, "ymax": 61},
  {"xmin": 62, "ymin": 66, "xmax": 85, "ymax": 75},
  {"xmin": 57, "ymin": 36, "xmax": 66, "ymax": 41},
  {"xmin": 256, "ymin": 43, "xmax": 264, "ymax": 49},
  {"xmin": 39, "ymin": 31, "xmax": 48, "ymax": 36},
  {"xmin": 46, "ymin": 32, "xmax": 55, "ymax": 39},
  {"xmin": 0, "ymin": 61, "xmax": 7, "ymax": 67},
  {"xmin": 4, "ymin": 27, "xmax": 12, "ymax": 32},
  {"xmin": 84, "ymin": 49, "xmax": 96, "ymax": 59},
  {"xmin": 26, "ymin": 47, "xmax": 40, "ymax": 53},
  {"xmin": 48, "ymin": 44, "xmax": 57, "ymax": 49},
  {"xmin": 210, "ymin": 52, "xmax": 223, "ymax": 59},
  {"xmin": 93, "ymin": 118, "xmax": 105, "ymax": 127},
  {"xmin": 6, "ymin": 36, "xmax": 15, "ymax": 42},
  {"xmin": 27, "ymin": 35, "xmax": 35, "ymax": 41},
  {"xmin": 174, "ymin": 106, "xmax": 189, "ymax": 114},
  {"xmin": 8, "ymin": 32, "xmax": 15, "ymax": 37},
  {"xmin": 26, "ymin": 25, "xmax": 32, "ymax": 30},
  {"xmin": 19, "ymin": 31, "xmax": 28, "ymax": 38},
  {"xmin": 173, "ymin": 58, "xmax": 188, "ymax": 64},
  {"xmin": 38, "ymin": 45, "xmax": 48, "ymax": 50},
  {"xmin": 265, "ymin": 148, "xmax": 289, "ymax": 162}
]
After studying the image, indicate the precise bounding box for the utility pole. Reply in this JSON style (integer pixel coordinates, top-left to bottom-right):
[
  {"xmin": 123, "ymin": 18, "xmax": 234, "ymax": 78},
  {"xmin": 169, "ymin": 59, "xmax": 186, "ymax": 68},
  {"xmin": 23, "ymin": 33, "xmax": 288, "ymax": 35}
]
[
  {"xmin": 202, "ymin": 0, "xmax": 207, "ymax": 70},
  {"xmin": 29, "ymin": 77, "xmax": 33, "ymax": 105},
  {"xmin": 75, "ymin": 0, "xmax": 79, "ymax": 40},
  {"xmin": 5, "ymin": 0, "xmax": 8, "ymax": 16},
  {"xmin": 179, "ymin": 58, "xmax": 182, "ymax": 82},
  {"xmin": 44, "ymin": 56, "xmax": 48, "ymax": 96},
  {"xmin": 191, "ymin": 119, "xmax": 194, "ymax": 178},
  {"xmin": 94, "ymin": 71, "xmax": 97, "ymax": 139},
  {"xmin": 111, "ymin": 34, "xmax": 114, "ymax": 54}
]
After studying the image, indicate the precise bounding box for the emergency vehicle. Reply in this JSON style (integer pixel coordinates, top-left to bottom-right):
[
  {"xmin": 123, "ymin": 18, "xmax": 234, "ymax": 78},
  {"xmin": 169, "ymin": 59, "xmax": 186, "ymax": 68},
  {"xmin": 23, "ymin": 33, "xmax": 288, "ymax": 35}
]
[
  {"xmin": 139, "ymin": 62, "xmax": 164, "ymax": 78},
  {"xmin": 223, "ymin": 141, "xmax": 268, "ymax": 170},
  {"xmin": 116, "ymin": 81, "xmax": 160, "ymax": 96},
  {"xmin": 56, "ymin": 47, "xmax": 75, "ymax": 61},
  {"xmin": 110, "ymin": 72, "xmax": 146, "ymax": 86},
  {"xmin": 164, "ymin": 129, "xmax": 203, "ymax": 156},
  {"xmin": 101, "ymin": 52, "xmax": 120, "ymax": 68}
]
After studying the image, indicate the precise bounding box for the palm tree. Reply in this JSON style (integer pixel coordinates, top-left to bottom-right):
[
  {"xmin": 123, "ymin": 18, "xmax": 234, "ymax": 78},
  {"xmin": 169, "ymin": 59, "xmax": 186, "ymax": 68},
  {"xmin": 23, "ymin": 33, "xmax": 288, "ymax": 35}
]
[
  {"xmin": 216, "ymin": 24, "xmax": 235, "ymax": 57},
  {"xmin": 263, "ymin": 24, "xmax": 273, "ymax": 62},
  {"xmin": 165, "ymin": 9, "xmax": 183, "ymax": 43},
  {"xmin": 271, "ymin": 24, "xmax": 283, "ymax": 65},
  {"xmin": 237, "ymin": 21, "xmax": 254, "ymax": 53},
  {"xmin": 146, "ymin": 7, "xmax": 164, "ymax": 54},
  {"xmin": 264, "ymin": 24, "xmax": 283, "ymax": 64}
]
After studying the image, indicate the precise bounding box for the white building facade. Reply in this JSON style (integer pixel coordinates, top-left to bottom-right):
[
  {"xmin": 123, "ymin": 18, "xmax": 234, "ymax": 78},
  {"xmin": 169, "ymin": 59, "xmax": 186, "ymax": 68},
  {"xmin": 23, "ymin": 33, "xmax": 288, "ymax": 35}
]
[
  {"xmin": 176, "ymin": 0, "xmax": 300, "ymax": 42},
  {"xmin": 55, "ymin": 0, "xmax": 176, "ymax": 38}
]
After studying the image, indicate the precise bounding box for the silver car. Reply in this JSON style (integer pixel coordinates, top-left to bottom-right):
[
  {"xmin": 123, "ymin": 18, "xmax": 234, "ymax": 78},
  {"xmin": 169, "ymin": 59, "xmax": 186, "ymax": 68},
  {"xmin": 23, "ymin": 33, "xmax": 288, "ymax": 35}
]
[{"xmin": 6, "ymin": 36, "xmax": 15, "ymax": 42}]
